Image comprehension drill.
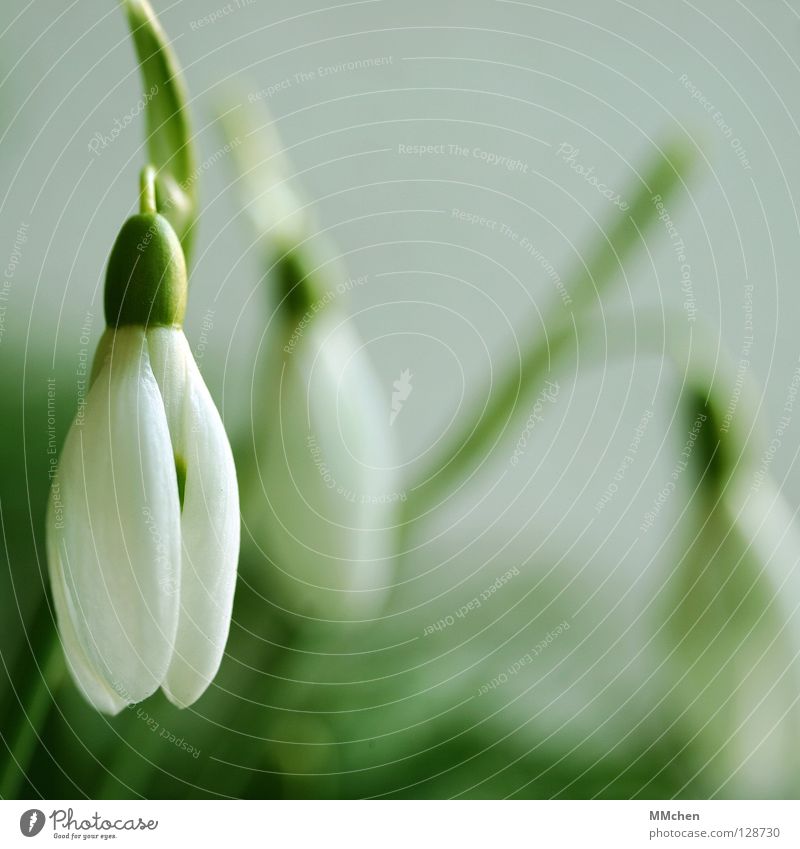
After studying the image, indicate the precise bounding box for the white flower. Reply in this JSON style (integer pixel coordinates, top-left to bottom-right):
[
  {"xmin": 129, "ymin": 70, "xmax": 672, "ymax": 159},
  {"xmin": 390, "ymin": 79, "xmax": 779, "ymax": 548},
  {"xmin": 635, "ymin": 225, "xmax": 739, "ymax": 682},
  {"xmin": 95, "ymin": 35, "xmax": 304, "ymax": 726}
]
[
  {"xmin": 47, "ymin": 210, "xmax": 239, "ymax": 714},
  {"xmin": 667, "ymin": 378, "xmax": 800, "ymax": 796},
  {"xmin": 245, "ymin": 309, "xmax": 397, "ymax": 619},
  {"xmin": 671, "ymin": 473, "xmax": 800, "ymax": 797},
  {"xmin": 222, "ymin": 103, "xmax": 399, "ymax": 618}
]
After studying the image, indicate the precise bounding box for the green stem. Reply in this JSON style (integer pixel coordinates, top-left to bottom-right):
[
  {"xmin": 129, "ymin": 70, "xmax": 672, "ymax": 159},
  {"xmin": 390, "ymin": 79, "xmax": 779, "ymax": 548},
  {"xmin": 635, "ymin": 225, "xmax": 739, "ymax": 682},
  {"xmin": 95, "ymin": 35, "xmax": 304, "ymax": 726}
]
[
  {"xmin": 401, "ymin": 141, "xmax": 695, "ymax": 521},
  {"xmin": 139, "ymin": 164, "xmax": 157, "ymax": 216},
  {"xmin": 123, "ymin": 0, "xmax": 197, "ymax": 264},
  {"xmin": 0, "ymin": 595, "xmax": 64, "ymax": 798}
]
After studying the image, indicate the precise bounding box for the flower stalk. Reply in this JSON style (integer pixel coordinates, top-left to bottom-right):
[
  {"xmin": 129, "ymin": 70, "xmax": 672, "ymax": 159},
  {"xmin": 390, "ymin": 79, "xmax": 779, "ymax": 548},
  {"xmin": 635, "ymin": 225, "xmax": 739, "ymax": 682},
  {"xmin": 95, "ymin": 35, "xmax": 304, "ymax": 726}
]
[{"xmin": 123, "ymin": 0, "xmax": 198, "ymax": 264}]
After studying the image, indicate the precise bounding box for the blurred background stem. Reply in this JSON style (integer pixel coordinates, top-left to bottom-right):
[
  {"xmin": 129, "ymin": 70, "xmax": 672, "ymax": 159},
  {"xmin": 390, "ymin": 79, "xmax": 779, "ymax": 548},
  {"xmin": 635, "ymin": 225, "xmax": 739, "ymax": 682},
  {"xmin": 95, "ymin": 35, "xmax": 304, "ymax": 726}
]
[{"xmin": 400, "ymin": 142, "xmax": 694, "ymax": 522}]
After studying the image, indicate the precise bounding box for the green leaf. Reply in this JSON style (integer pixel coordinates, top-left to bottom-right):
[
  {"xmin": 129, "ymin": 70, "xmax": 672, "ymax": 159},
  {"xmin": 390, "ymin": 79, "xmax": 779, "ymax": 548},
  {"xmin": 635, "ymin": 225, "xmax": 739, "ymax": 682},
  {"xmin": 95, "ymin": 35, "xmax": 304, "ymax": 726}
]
[
  {"xmin": 404, "ymin": 140, "xmax": 696, "ymax": 519},
  {"xmin": 122, "ymin": 0, "xmax": 197, "ymax": 263}
]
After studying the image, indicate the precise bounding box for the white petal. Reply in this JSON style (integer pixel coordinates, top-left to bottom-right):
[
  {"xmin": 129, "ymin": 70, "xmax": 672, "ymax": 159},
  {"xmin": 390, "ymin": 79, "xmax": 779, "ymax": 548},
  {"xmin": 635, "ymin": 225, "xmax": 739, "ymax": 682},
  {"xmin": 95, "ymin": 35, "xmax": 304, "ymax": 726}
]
[
  {"xmin": 89, "ymin": 327, "xmax": 113, "ymax": 386},
  {"xmin": 729, "ymin": 477, "xmax": 800, "ymax": 635},
  {"xmin": 723, "ymin": 477, "xmax": 800, "ymax": 793},
  {"xmin": 46, "ymin": 494, "xmax": 128, "ymax": 715},
  {"xmin": 152, "ymin": 333, "xmax": 240, "ymax": 708},
  {"xmin": 50, "ymin": 326, "xmax": 181, "ymax": 704},
  {"xmin": 145, "ymin": 327, "xmax": 188, "ymax": 448}
]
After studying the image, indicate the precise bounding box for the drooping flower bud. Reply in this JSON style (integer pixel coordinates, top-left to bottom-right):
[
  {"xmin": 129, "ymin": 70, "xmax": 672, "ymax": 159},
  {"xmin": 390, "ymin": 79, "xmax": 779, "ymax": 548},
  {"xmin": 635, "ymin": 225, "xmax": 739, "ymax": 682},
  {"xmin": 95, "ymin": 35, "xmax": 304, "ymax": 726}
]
[
  {"xmin": 46, "ymin": 186, "xmax": 240, "ymax": 714},
  {"xmin": 249, "ymin": 250, "xmax": 398, "ymax": 618}
]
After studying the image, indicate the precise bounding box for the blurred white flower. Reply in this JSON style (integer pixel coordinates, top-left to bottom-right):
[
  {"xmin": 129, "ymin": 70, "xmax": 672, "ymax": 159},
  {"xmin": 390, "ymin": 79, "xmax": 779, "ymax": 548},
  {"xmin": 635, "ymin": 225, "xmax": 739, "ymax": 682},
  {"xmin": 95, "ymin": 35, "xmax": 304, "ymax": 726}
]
[
  {"xmin": 220, "ymin": 100, "xmax": 399, "ymax": 618},
  {"xmin": 667, "ymin": 376, "xmax": 800, "ymax": 797},
  {"xmin": 245, "ymin": 305, "xmax": 398, "ymax": 619}
]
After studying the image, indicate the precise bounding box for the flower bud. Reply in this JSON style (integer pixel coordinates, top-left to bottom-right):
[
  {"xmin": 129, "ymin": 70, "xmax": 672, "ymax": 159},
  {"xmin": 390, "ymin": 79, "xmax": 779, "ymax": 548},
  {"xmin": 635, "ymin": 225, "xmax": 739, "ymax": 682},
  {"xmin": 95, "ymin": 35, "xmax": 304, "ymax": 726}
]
[
  {"xmin": 48, "ymin": 211, "xmax": 238, "ymax": 714},
  {"xmin": 104, "ymin": 212, "xmax": 187, "ymax": 329}
]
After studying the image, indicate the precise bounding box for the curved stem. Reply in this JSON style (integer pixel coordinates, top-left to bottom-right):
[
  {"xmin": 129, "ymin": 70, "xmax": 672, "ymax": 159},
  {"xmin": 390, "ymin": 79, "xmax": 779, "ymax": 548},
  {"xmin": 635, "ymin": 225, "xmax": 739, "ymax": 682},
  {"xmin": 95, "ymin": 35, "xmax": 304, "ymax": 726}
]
[
  {"xmin": 400, "ymin": 141, "xmax": 696, "ymax": 521},
  {"xmin": 123, "ymin": 0, "xmax": 197, "ymax": 263}
]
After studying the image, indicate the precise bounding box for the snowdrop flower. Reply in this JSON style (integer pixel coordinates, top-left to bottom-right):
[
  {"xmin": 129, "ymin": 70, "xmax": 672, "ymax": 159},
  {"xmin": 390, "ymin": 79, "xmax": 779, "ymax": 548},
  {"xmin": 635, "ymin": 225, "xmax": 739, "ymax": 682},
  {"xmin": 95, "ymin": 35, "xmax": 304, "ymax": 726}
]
[
  {"xmin": 219, "ymin": 101, "xmax": 398, "ymax": 617},
  {"xmin": 47, "ymin": 193, "xmax": 239, "ymax": 714},
  {"xmin": 247, "ymin": 265, "xmax": 398, "ymax": 618},
  {"xmin": 667, "ymin": 363, "xmax": 800, "ymax": 797}
]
